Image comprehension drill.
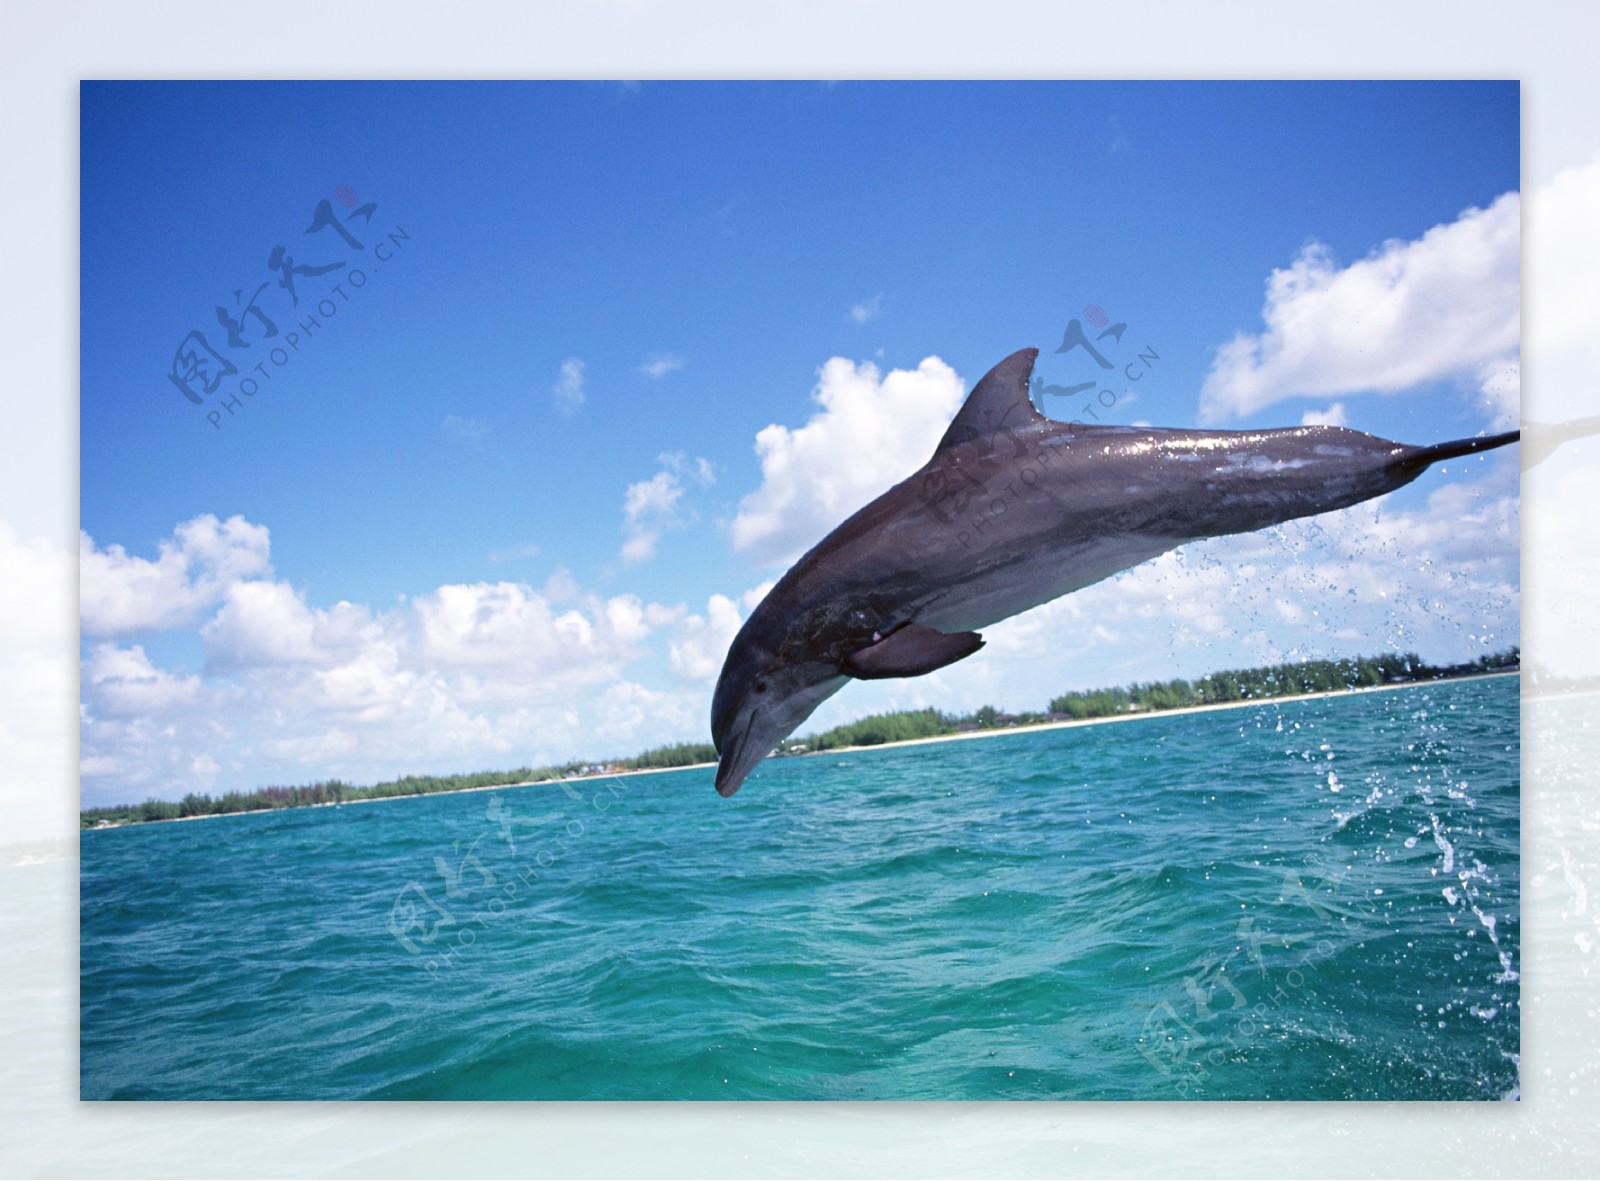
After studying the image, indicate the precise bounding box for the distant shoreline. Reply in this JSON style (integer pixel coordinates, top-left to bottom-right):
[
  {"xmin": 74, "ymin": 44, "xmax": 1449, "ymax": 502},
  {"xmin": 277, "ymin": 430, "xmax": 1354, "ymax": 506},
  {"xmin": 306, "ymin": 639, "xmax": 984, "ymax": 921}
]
[
  {"xmin": 793, "ymin": 669, "xmax": 1520, "ymax": 760},
  {"xmin": 83, "ymin": 671, "xmax": 1518, "ymax": 828},
  {"xmin": 112, "ymin": 755, "xmax": 717, "ymax": 826}
]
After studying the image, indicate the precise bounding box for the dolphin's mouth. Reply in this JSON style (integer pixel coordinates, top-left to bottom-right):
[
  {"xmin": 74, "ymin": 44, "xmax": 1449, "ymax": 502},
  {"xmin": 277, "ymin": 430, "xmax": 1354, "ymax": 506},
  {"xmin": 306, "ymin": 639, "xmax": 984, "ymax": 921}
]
[
  {"xmin": 709, "ymin": 672, "xmax": 849, "ymax": 798},
  {"xmin": 714, "ymin": 709, "xmax": 762, "ymax": 798}
]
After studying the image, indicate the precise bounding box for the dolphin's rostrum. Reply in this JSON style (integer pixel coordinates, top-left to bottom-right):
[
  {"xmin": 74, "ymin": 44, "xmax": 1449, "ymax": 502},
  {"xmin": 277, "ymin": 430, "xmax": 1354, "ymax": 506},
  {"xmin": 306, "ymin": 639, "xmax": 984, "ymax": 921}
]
[{"xmin": 710, "ymin": 348, "xmax": 1519, "ymax": 797}]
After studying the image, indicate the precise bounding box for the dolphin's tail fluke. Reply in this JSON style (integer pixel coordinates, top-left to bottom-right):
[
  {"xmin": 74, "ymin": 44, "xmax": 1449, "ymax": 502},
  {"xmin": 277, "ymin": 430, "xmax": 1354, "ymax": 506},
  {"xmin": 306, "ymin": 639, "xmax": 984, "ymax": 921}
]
[{"xmin": 1400, "ymin": 430, "xmax": 1520, "ymax": 475}]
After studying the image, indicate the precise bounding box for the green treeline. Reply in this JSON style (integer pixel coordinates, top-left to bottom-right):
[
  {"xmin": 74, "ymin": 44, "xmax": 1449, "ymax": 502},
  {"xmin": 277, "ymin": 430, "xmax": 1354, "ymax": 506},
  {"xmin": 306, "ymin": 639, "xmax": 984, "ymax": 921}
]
[
  {"xmin": 81, "ymin": 647, "xmax": 1516, "ymax": 829},
  {"xmin": 1045, "ymin": 651, "xmax": 1456, "ymax": 719},
  {"xmin": 81, "ymin": 741, "xmax": 727, "ymax": 829},
  {"xmin": 799, "ymin": 708, "xmax": 959, "ymax": 751},
  {"xmin": 621, "ymin": 742, "xmax": 720, "ymax": 770},
  {"xmin": 81, "ymin": 769, "xmax": 550, "ymax": 829},
  {"xmin": 789, "ymin": 647, "xmax": 1519, "ymax": 751}
]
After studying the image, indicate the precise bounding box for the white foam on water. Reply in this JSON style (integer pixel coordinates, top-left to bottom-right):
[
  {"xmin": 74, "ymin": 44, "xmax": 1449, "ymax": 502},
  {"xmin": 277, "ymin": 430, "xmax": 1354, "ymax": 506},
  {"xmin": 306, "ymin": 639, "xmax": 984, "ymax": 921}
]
[{"xmin": 1430, "ymin": 815, "xmax": 1456, "ymax": 874}]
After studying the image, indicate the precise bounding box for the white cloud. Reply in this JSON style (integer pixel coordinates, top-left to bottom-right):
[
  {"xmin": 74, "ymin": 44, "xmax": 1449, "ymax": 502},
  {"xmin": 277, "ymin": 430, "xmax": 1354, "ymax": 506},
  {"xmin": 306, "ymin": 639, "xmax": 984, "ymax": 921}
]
[
  {"xmin": 80, "ymin": 513, "xmax": 272, "ymax": 637},
  {"xmin": 1200, "ymin": 192, "xmax": 1520, "ymax": 424},
  {"xmin": 668, "ymin": 593, "xmax": 746, "ymax": 682},
  {"xmin": 620, "ymin": 452, "xmax": 715, "ymax": 566},
  {"xmin": 848, "ymin": 293, "xmax": 884, "ymax": 324},
  {"xmin": 639, "ymin": 353, "xmax": 684, "ymax": 378},
  {"xmin": 82, "ymin": 643, "xmax": 204, "ymax": 719},
  {"xmin": 1477, "ymin": 357, "xmax": 1521, "ymax": 432},
  {"xmin": 729, "ymin": 355, "xmax": 965, "ymax": 569},
  {"xmin": 413, "ymin": 581, "xmax": 642, "ymax": 687},
  {"xmin": 78, "ymin": 518, "xmax": 712, "ymax": 807},
  {"xmin": 685, "ymin": 454, "xmax": 716, "ymax": 487},
  {"xmin": 661, "ymin": 580, "xmax": 781, "ymax": 685},
  {"xmin": 202, "ymin": 581, "xmax": 370, "ymax": 671},
  {"xmin": 552, "ymin": 357, "xmax": 586, "ymax": 416},
  {"xmin": 620, "ymin": 532, "xmax": 659, "ymax": 567},
  {"xmin": 442, "ymin": 414, "xmax": 487, "ymax": 445},
  {"xmin": 624, "ymin": 470, "xmax": 684, "ymax": 522},
  {"xmin": 589, "ymin": 680, "xmax": 703, "ymax": 751},
  {"xmin": 1300, "ymin": 403, "xmax": 1348, "ymax": 428}
]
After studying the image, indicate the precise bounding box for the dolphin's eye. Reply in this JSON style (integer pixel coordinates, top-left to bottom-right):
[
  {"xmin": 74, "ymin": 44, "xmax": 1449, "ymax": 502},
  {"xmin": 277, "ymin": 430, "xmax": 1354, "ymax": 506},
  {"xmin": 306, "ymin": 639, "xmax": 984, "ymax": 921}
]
[{"xmin": 754, "ymin": 680, "xmax": 768, "ymax": 694}]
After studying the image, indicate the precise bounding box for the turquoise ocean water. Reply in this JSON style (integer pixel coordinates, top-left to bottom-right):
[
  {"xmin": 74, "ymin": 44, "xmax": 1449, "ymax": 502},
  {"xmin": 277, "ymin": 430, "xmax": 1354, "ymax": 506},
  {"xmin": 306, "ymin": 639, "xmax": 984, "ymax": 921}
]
[{"xmin": 80, "ymin": 675, "xmax": 1519, "ymax": 1101}]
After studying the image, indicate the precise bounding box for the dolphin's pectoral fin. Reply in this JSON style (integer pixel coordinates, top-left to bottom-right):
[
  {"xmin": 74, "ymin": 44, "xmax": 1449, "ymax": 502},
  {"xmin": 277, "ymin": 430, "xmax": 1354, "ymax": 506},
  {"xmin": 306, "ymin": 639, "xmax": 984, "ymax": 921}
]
[{"xmin": 841, "ymin": 622, "xmax": 984, "ymax": 680}]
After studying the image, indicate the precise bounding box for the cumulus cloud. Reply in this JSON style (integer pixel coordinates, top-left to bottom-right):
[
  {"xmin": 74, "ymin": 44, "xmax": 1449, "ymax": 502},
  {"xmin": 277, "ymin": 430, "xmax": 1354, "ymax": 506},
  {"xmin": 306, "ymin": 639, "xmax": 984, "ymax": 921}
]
[
  {"xmin": 1200, "ymin": 192, "xmax": 1520, "ymax": 424},
  {"xmin": 202, "ymin": 581, "xmax": 371, "ymax": 672},
  {"xmin": 77, "ymin": 514, "xmax": 716, "ymax": 808},
  {"xmin": 621, "ymin": 472, "xmax": 683, "ymax": 565},
  {"xmin": 668, "ymin": 593, "xmax": 746, "ymax": 682},
  {"xmin": 413, "ymin": 581, "xmax": 651, "ymax": 689},
  {"xmin": 639, "ymin": 353, "xmax": 684, "ymax": 378},
  {"xmin": 1476, "ymin": 357, "xmax": 1521, "ymax": 431},
  {"xmin": 1300, "ymin": 403, "xmax": 1348, "ymax": 428},
  {"xmin": 848, "ymin": 293, "xmax": 884, "ymax": 324},
  {"xmin": 82, "ymin": 643, "xmax": 205, "ymax": 719},
  {"xmin": 587, "ymin": 679, "xmax": 703, "ymax": 750},
  {"xmin": 552, "ymin": 357, "xmax": 586, "ymax": 416},
  {"xmin": 619, "ymin": 535, "xmax": 660, "ymax": 568},
  {"xmin": 80, "ymin": 513, "xmax": 272, "ymax": 637},
  {"xmin": 729, "ymin": 355, "xmax": 965, "ymax": 568},
  {"xmin": 620, "ymin": 452, "xmax": 715, "ymax": 566},
  {"xmin": 666, "ymin": 580, "xmax": 778, "ymax": 684},
  {"xmin": 1069, "ymin": 462, "xmax": 1516, "ymax": 655}
]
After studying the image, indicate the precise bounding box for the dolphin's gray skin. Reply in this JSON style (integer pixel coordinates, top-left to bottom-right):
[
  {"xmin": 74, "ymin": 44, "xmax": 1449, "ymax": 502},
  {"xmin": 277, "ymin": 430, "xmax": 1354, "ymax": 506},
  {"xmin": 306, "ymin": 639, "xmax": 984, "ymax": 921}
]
[{"xmin": 710, "ymin": 348, "xmax": 1520, "ymax": 797}]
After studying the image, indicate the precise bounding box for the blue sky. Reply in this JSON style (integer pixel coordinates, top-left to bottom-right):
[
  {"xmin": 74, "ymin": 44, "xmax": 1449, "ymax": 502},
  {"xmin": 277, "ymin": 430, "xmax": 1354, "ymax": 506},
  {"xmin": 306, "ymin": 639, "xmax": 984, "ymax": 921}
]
[{"xmin": 79, "ymin": 81, "xmax": 1522, "ymax": 805}]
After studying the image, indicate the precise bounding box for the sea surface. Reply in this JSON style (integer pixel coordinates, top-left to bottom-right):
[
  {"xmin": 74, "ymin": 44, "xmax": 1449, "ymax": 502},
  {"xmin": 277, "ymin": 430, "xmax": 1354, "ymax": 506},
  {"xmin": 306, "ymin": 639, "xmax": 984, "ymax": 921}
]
[{"xmin": 79, "ymin": 676, "xmax": 1520, "ymax": 1101}]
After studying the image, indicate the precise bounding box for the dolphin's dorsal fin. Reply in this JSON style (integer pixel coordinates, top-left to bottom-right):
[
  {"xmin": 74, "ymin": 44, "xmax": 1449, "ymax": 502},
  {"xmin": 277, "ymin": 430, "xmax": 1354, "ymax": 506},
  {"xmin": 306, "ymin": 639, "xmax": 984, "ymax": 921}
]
[
  {"xmin": 934, "ymin": 347, "xmax": 1045, "ymax": 457},
  {"xmin": 842, "ymin": 622, "xmax": 984, "ymax": 680}
]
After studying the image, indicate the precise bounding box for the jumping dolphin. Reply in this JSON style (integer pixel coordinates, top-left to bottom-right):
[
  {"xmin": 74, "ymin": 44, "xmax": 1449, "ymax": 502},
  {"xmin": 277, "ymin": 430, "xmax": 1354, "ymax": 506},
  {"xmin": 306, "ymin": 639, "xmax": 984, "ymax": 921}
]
[{"xmin": 710, "ymin": 348, "xmax": 1520, "ymax": 797}]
